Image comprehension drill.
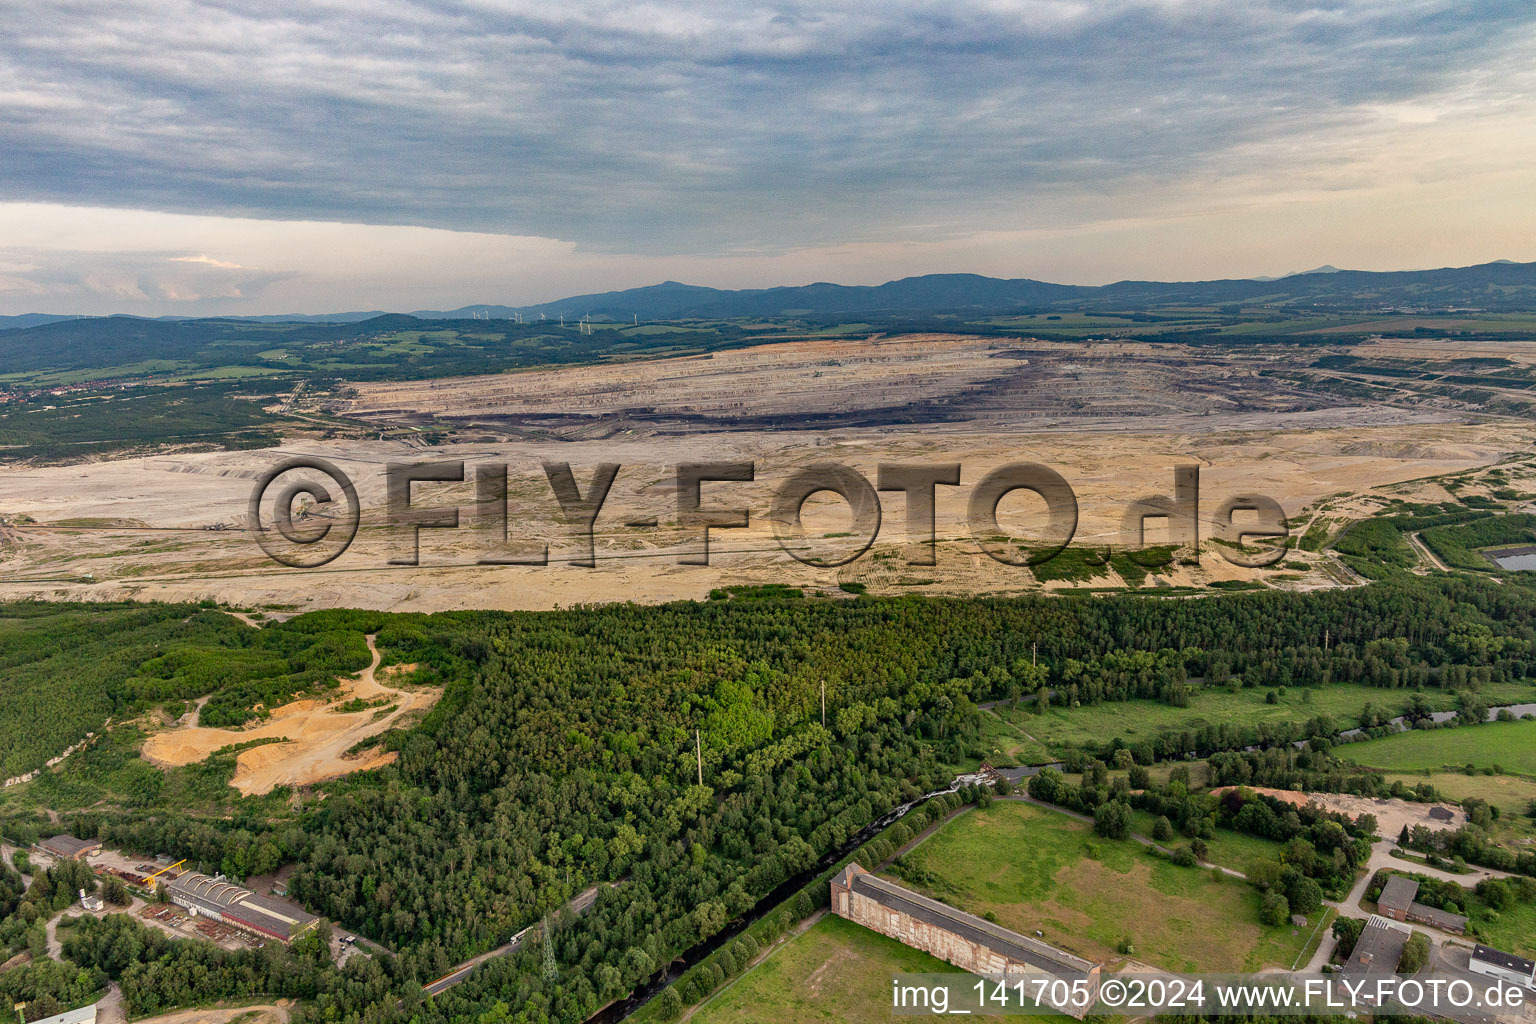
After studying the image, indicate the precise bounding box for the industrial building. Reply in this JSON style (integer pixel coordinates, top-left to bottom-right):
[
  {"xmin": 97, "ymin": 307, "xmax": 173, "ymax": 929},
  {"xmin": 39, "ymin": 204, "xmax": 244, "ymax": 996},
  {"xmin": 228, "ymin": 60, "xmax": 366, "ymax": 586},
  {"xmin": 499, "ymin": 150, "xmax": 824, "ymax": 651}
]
[
  {"xmin": 1469, "ymin": 945, "xmax": 1536, "ymax": 989},
  {"xmin": 1341, "ymin": 914, "xmax": 1412, "ymax": 987},
  {"xmin": 162, "ymin": 871, "xmax": 319, "ymax": 943},
  {"xmin": 1376, "ymin": 875, "xmax": 1468, "ymax": 933},
  {"xmin": 37, "ymin": 835, "xmax": 101, "ymax": 860},
  {"xmin": 27, "ymin": 1004, "xmax": 96, "ymax": 1024},
  {"xmin": 831, "ymin": 863, "xmax": 1101, "ymax": 1018}
]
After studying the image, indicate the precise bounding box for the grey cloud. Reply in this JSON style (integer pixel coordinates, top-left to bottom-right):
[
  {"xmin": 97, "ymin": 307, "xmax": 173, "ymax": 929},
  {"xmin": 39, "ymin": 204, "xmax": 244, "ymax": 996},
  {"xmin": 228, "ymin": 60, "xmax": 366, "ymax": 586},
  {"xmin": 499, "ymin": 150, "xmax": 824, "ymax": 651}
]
[
  {"xmin": 1, "ymin": 0, "xmax": 1532, "ymax": 251},
  {"xmin": 0, "ymin": 247, "xmax": 295, "ymax": 306}
]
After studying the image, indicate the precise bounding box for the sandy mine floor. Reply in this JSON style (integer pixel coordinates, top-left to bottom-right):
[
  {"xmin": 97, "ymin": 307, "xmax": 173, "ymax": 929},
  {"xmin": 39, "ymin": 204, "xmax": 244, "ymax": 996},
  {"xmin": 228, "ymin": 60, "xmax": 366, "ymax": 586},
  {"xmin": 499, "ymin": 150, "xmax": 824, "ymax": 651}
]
[
  {"xmin": 141, "ymin": 635, "xmax": 438, "ymax": 795},
  {"xmin": 1, "ymin": 334, "xmax": 1532, "ymax": 612}
]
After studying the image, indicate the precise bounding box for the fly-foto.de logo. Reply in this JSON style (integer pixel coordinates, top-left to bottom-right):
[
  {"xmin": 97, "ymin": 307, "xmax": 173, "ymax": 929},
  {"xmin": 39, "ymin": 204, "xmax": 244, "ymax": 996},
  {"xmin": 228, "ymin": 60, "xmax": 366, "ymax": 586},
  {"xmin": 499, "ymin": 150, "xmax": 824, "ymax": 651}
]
[{"xmin": 248, "ymin": 457, "xmax": 1288, "ymax": 571}]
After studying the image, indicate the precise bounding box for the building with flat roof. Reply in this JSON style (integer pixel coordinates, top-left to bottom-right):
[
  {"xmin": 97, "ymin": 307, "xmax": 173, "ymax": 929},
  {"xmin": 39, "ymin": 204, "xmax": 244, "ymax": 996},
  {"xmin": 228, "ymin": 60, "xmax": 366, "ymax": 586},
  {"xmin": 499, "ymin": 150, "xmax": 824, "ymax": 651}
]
[
  {"xmin": 1469, "ymin": 944, "xmax": 1536, "ymax": 989},
  {"xmin": 37, "ymin": 835, "xmax": 101, "ymax": 860},
  {"xmin": 162, "ymin": 871, "xmax": 319, "ymax": 943},
  {"xmin": 831, "ymin": 863, "xmax": 1100, "ymax": 1018},
  {"xmin": 1341, "ymin": 915, "xmax": 1412, "ymax": 987},
  {"xmin": 28, "ymin": 1004, "xmax": 97, "ymax": 1024}
]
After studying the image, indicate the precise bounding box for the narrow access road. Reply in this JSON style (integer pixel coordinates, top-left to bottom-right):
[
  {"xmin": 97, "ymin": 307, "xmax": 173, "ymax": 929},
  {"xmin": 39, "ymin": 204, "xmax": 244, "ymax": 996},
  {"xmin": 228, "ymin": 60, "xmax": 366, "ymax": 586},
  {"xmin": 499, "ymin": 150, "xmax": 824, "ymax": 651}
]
[
  {"xmin": 1406, "ymin": 531, "xmax": 1450, "ymax": 572},
  {"xmin": 1, "ymin": 840, "xmax": 34, "ymax": 888}
]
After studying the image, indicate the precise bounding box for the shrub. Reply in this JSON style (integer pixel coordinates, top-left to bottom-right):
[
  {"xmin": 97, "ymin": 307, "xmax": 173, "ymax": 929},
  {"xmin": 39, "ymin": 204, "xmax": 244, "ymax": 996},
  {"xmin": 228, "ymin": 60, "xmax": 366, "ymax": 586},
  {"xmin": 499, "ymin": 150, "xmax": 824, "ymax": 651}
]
[
  {"xmin": 1288, "ymin": 875, "xmax": 1324, "ymax": 915},
  {"xmin": 1399, "ymin": 933, "xmax": 1430, "ymax": 974},
  {"xmin": 1260, "ymin": 891, "xmax": 1291, "ymax": 927},
  {"xmin": 656, "ymin": 987, "xmax": 683, "ymax": 1021},
  {"xmin": 1093, "ymin": 800, "xmax": 1132, "ymax": 840}
]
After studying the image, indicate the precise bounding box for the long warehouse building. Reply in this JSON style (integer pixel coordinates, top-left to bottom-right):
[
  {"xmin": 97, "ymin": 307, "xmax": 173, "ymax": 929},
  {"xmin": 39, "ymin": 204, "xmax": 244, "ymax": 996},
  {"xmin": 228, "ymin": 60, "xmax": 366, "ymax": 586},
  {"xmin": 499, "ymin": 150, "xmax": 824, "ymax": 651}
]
[
  {"xmin": 162, "ymin": 871, "xmax": 319, "ymax": 943},
  {"xmin": 831, "ymin": 863, "xmax": 1101, "ymax": 1018}
]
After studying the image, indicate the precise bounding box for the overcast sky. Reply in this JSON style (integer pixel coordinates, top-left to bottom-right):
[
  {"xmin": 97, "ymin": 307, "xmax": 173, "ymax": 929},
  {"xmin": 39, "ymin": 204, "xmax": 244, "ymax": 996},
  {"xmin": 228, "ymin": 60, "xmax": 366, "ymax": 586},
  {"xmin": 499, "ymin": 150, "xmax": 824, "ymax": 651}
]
[{"xmin": 3, "ymin": 0, "xmax": 1536, "ymax": 315}]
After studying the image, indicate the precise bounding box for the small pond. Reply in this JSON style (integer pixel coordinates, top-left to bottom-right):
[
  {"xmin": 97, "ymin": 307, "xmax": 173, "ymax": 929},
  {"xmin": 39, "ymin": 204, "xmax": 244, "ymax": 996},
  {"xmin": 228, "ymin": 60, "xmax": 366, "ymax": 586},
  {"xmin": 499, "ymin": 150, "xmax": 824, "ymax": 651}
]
[{"xmin": 1491, "ymin": 550, "xmax": 1536, "ymax": 571}]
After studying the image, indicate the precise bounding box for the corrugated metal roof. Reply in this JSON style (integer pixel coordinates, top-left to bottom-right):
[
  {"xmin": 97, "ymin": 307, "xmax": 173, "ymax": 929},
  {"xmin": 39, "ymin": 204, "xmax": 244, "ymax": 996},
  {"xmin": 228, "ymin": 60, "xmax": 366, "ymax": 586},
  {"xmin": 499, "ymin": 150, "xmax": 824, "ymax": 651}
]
[
  {"xmin": 1408, "ymin": 901, "xmax": 1467, "ymax": 932},
  {"xmin": 40, "ymin": 835, "xmax": 98, "ymax": 857},
  {"xmin": 165, "ymin": 871, "xmax": 318, "ymax": 936},
  {"xmin": 29, "ymin": 1003, "xmax": 97, "ymax": 1024}
]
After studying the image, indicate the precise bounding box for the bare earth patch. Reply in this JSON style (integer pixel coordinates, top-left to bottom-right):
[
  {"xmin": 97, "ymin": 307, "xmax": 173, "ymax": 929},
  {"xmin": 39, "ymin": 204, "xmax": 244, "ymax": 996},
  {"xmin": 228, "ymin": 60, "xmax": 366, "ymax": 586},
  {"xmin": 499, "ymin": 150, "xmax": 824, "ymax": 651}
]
[
  {"xmin": 1, "ymin": 335, "xmax": 1530, "ymax": 612},
  {"xmin": 129, "ymin": 1004, "xmax": 290, "ymax": 1024},
  {"xmin": 1215, "ymin": 787, "xmax": 1465, "ymax": 837},
  {"xmin": 140, "ymin": 636, "xmax": 439, "ymax": 795}
]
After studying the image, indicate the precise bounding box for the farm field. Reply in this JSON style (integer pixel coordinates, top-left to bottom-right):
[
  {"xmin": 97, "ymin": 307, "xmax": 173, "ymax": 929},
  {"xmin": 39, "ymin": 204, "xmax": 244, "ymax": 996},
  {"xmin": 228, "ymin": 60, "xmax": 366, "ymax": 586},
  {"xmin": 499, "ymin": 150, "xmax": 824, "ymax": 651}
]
[
  {"xmin": 688, "ymin": 914, "xmax": 1044, "ymax": 1024},
  {"xmin": 991, "ymin": 681, "xmax": 1536, "ymax": 759},
  {"xmin": 1343, "ymin": 720, "xmax": 1536, "ymax": 776},
  {"xmin": 889, "ymin": 800, "xmax": 1314, "ymax": 973}
]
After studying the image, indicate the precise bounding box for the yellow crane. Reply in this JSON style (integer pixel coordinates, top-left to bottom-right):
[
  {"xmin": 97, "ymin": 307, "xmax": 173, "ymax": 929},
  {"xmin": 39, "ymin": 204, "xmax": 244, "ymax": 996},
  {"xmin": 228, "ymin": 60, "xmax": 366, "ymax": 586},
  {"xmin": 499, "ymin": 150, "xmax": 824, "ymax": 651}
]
[{"xmin": 143, "ymin": 859, "xmax": 185, "ymax": 891}]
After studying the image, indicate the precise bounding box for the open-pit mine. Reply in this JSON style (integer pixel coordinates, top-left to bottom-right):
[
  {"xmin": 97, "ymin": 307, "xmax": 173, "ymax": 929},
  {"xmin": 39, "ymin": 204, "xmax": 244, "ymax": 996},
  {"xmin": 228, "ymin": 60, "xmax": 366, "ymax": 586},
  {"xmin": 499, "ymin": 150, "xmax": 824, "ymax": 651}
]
[{"xmin": 0, "ymin": 334, "xmax": 1532, "ymax": 613}]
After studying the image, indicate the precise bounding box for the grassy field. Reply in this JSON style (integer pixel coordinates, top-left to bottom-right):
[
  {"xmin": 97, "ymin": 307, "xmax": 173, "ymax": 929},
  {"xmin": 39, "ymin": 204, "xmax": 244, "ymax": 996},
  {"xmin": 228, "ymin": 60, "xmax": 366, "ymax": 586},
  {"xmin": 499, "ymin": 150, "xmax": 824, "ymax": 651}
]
[
  {"xmin": 891, "ymin": 801, "xmax": 1313, "ymax": 973},
  {"xmin": 993, "ymin": 682, "xmax": 1536, "ymax": 759},
  {"xmin": 690, "ymin": 914, "xmax": 1047, "ymax": 1024},
  {"xmin": 1343, "ymin": 721, "xmax": 1536, "ymax": 776},
  {"xmin": 1474, "ymin": 898, "xmax": 1536, "ymax": 958},
  {"xmin": 976, "ymin": 708, "xmax": 1053, "ymax": 765},
  {"xmin": 1126, "ymin": 809, "xmax": 1285, "ymax": 876}
]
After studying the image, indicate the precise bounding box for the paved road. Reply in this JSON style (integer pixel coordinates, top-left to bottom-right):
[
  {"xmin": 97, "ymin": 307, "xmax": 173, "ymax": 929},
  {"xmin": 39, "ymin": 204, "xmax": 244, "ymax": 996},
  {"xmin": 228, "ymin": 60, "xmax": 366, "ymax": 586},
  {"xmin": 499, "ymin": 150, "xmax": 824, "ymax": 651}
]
[
  {"xmin": 1302, "ymin": 836, "xmax": 1517, "ymax": 973},
  {"xmin": 1344, "ymin": 840, "xmax": 1517, "ymax": 910},
  {"xmin": 1000, "ymin": 797, "xmax": 1502, "ymax": 975},
  {"xmin": 423, "ymin": 885, "xmax": 604, "ymax": 997},
  {"xmin": 1332, "ymin": 839, "xmax": 1517, "ymax": 920}
]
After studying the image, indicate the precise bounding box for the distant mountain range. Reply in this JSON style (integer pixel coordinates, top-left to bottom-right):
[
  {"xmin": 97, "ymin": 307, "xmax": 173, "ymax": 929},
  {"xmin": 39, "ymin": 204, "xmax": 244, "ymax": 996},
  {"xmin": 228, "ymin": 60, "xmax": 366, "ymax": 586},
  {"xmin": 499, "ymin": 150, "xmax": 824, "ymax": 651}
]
[{"xmin": 6, "ymin": 259, "xmax": 1536, "ymax": 327}]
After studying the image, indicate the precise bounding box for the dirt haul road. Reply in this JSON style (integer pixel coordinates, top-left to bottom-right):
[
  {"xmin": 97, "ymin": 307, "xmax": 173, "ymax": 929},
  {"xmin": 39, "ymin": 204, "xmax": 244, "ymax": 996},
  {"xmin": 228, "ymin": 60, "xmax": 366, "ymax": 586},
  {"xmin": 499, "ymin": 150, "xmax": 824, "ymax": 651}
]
[{"xmin": 141, "ymin": 635, "xmax": 437, "ymax": 795}]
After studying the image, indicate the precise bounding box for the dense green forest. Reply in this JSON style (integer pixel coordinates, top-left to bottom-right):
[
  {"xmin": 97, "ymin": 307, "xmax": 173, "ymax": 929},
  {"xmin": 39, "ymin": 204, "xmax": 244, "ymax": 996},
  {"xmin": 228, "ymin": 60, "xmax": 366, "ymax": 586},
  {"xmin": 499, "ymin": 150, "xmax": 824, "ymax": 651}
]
[
  {"xmin": 0, "ymin": 381, "xmax": 299, "ymax": 462},
  {"xmin": 1, "ymin": 574, "xmax": 1534, "ymax": 1022},
  {"xmin": 0, "ymin": 602, "xmax": 374, "ymax": 778},
  {"xmin": 0, "ymin": 315, "xmax": 807, "ymax": 386},
  {"xmin": 1421, "ymin": 513, "xmax": 1536, "ymax": 571}
]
